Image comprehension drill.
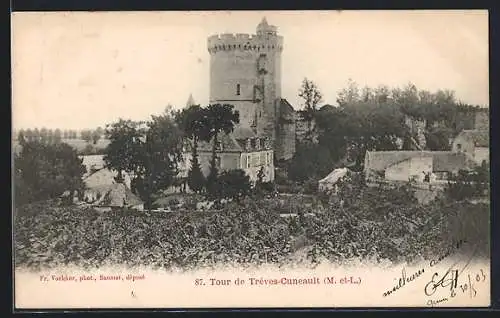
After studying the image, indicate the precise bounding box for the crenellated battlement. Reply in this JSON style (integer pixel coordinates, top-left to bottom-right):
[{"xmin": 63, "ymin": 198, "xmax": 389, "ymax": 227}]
[{"xmin": 207, "ymin": 33, "xmax": 283, "ymax": 54}]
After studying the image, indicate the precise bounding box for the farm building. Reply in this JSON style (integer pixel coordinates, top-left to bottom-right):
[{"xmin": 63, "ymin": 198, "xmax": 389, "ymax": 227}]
[
  {"xmin": 364, "ymin": 150, "xmax": 477, "ymax": 183},
  {"xmin": 451, "ymin": 129, "xmax": 489, "ymax": 165}
]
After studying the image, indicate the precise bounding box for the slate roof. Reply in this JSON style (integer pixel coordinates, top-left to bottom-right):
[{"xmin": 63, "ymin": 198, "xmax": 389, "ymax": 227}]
[
  {"xmin": 456, "ymin": 129, "xmax": 489, "ymax": 148},
  {"xmin": 197, "ymin": 127, "xmax": 257, "ymax": 153},
  {"xmin": 279, "ymin": 99, "xmax": 295, "ymax": 120},
  {"xmin": 364, "ymin": 150, "xmax": 476, "ymax": 173}
]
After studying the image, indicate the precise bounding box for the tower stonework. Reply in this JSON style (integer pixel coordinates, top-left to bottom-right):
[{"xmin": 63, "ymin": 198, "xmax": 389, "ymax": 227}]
[{"xmin": 207, "ymin": 18, "xmax": 294, "ymax": 161}]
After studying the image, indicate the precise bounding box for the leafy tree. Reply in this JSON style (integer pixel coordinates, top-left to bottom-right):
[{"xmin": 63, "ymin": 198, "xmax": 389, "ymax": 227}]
[
  {"xmin": 53, "ymin": 129, "xmax": 62, "ymax": 143},
  {"xmin": 17, "ymin": 129, "xmax": 25, "ymax": 143},
  {"xmin": 91, "ymin": 130, "xmax": 101, "ymax": 144},
  {"xmin": 425, "ymin": 126, "xmax": 452, "ymax": 151},
  {"xmin": 104, "ymin": 119, "xmax": 145, "ymax": 182},
  {"xmin": 81, "ymin": 130, "xmax": 92, "ymax": 143},
  {"xmin": 288, "ymin": 143, "xmax": 335, "ymax": 182},
  {"xmin": 297, "ymin": 78, "xmax": 323, "ymax": 143},
  {"xmin": 33, "ymin": 128, "xmax": 40, "ymax": 141},
  {"xmin": 47, "ymin": 129, "xmax": 54, "ymax": 144},
  {"xmin": 14, "ymin": 141, "xmax": 86, "ymax": 206},
  {"xmin": 104, "ymin": 114, "xmax": 183, "ymax": 210},
  {"xmin": 336, "ymin": 78, "xmax": 360, "ymax": 106},
  {"xmin": 40, "ymin": 128, "xmax": 48, "ymax": 143},
  {"xmin": 23, "ymin": 129, "xmax": 32, "ymax": 142},
  {"xmin": 213, "ymin": 169, "xmax": 252, "ymax": 202},
  {"xmin": 175, "ymin": 105, "xmax": 209, "ymax": 193},
  {"xmin": 201, "ymin": 104, "xmax": 240, "ymax": 195}
]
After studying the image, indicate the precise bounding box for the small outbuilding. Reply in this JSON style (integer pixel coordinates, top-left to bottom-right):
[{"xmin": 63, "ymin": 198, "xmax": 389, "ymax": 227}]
[{"xmin": 318, "ymin": 168, "xmax": 350, "ymax": 193}]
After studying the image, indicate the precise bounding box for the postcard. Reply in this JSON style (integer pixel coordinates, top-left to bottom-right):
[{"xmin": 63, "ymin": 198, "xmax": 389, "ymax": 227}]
[{"xmin": 12, "ymin": 10, "xmax": 490, "ymax": 309}]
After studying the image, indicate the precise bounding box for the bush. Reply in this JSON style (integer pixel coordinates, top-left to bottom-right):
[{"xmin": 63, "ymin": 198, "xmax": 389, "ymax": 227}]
[
  {"xmin": 445, "ymin": 165, "xmax": 490, "ymax": 201},
  {"xmin": 14, "ymin": 141, "xmax": 86, "ymax": 206},
  {"xmin": 212, "ymin": 169, "xmax": 252, "ymax": 202}
]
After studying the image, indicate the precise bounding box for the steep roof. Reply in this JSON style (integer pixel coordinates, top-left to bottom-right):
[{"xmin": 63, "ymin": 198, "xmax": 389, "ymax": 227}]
[
  {"xmin": 364, "ymin": 150, "xmax": 476, "ymax": 173},
  {"xmin": 319, "ymin": 104, "xmax": 336, "ymax": 112},
  {"xmin": 197, "ymin": 127, "xmax": 258, "ymax": 153},
  {"xmin": 456, "ymin": 129, "xmax": 489, "ymax": 148},
  {"xmin": 94, "ymin": 183, "xmax": 143, "ymax": 207},
  {"xmin": 279, "ymin": 99, "xmax": 295, "ymax": 120}
]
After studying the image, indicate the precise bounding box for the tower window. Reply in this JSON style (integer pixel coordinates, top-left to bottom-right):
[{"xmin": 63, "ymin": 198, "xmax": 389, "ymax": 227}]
[{"xmin": 236, "ymin": 84, "xmax": 241, "ymax": 96}]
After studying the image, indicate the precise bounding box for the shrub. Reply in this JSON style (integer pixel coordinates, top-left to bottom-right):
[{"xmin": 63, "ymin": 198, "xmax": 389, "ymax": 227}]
[
  {"xmin": 445, "ymin": 165, "xmax": 490, "ymax": 201},
  {"xmin": 212, "ymin": 169, "xmax": 252, "ymax": 202},
  {"xmin": 14, "ymin": 141, "xmax": 86, "ymax": 206}
]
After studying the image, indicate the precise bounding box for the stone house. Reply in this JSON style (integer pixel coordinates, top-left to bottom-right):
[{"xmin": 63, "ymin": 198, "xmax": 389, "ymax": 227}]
[
  {"xmin": 364, "ymin": 150, "xmax": 476, "ymax": 183},
  {"xmin": 451, "ymin": 130, "xmax": 489, "ymax": 165},
  {"xmin": 181, "ymin": 127, "xmax": 275, "ymax": 184}
]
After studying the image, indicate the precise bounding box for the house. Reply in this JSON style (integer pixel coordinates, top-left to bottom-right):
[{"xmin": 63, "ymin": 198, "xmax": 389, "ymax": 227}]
[
  {"xmin": 89, "ymin": 183, "xmax": 144, "ymax": 211},
  {"xmin": 451, "ymin": 130, "xmax": 489, "ymax": 165},
  {"xmin": 80, "ymin": 154, "xmax": 132, "ymax": 189},
  {"xmin": 80, "ymin": 155, "xmax": 143, "ymax": 210},
  {"xmin": 364, "ymin": 150, "xmax": 477, "ymax": 183},
  {"xmin": 182, "ymin": 127, "xmax": 275, "ymax": 184}
]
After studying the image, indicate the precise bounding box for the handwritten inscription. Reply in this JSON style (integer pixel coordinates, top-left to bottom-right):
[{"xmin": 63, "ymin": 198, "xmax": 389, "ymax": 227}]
[
  {"xmin": 427, "ymin": 297, "xmax": 448, "ymax": 307},
  {"xmin": 429, "ymin": 239, "xmax": 467, "ymax": 267},
  {"xmin": 382, "ymin": 267, "xmax": 425, "ymax": 297}
]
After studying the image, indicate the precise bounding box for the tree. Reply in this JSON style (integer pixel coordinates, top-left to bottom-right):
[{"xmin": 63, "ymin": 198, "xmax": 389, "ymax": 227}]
[
  {"xmin": 104, "ymin": 114, "xmax": 183, "ymax": 210},
  {"xmin": 17, "ymin": 129, "xmax": 25, "ymax": 144},
  {"xmin": 336, "ymin": 78, "xmax": 360, "ymax": 106},
  {"xmin": 53, "ymin": 129, "xmax": 62, "ymax": 143},
  {"xmin": 33, "ymin": 128, "xmax": 40, "ymax": 141},
  {"xmin": 47, "ymin": 129, "xmax": 54, "ymax": 144},
  {"xmin": 201, "ymin": 104, "xmax": 240, "ymax": 196},
  {"xmin": 40, "ymin": 127, "xmax": 48, "ymax": 143},
  {"xmin": 187, "ymin": 145, "xmax": 205, "ymax": 193},
  {"xmin": 175, "ymin": 105, "xmax": 208, "ymax": 193},
  {"xmin": 24, "ymin": 129, "xmax": 33, "ymax": 142},
  {"xmin": 104, "ymin": 119, "xmax": 146, "ymax": 183},
  {"xmin": 14, "ymin": 141, "xmax": 86, "ymax": 206},
  {"xmin": 81, "ymin": 130, "xmax": 92, "ymax": 143},
  {"xmin": 91, "ymin": 130, "xmax": 101, "ymax": 145},
  {"xmin": 298, "ymin": 78, "xmax": 323, "ymax": 143},
  {"xmin": 425, "ymin": 126, "xmax": 452, "ymax": 151},
  {"xmin": 213, "ymin": 169, "xmax": 252, "ymax": 203},
  {"xmin": 445, "ymin": 164, "xmax": 490, "ymax": 201}
]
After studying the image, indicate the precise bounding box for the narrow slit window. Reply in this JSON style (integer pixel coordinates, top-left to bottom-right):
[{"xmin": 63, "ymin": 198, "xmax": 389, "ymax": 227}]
[{"xmin": 236, "ymin": 84, "xmax": 241, "ymax": 96}]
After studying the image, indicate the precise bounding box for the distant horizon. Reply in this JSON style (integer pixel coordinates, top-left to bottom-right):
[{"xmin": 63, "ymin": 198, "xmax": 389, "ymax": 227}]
[{"xmin": 12, "ymin": 10, "xmax": 489, "ymax": 130}]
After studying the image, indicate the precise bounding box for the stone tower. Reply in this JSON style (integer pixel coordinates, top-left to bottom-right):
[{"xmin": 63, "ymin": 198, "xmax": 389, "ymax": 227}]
[{"xmin": 208, "ymin": 17, "xmax": 292, "ymax": 159}]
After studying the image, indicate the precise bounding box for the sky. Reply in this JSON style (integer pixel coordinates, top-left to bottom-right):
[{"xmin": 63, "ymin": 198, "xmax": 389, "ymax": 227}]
[{"xmin": 11, "ymin": 10, "xmax": 489, "ymax": 130}]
